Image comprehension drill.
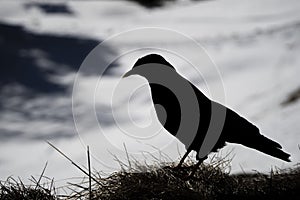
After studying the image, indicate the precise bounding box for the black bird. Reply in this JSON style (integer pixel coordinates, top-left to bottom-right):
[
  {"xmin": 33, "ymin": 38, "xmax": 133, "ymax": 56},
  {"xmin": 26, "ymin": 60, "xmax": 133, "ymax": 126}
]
[{"xmin": 123, "ymin": 54, "xmax": 291, "ymax": 172}]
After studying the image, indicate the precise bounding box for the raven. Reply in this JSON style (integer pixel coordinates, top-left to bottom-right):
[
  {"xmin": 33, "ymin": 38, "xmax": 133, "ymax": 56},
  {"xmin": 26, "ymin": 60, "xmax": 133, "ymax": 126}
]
[{"xmin": 123, "ymin": 54, "xmax": 291, "ymax": 172}]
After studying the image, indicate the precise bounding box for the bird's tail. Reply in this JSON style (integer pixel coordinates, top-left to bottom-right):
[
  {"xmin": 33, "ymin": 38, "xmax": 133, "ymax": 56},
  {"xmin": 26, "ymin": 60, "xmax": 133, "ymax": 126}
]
[{"xmin": 249, "ymin": 134, "xmax": 291, "ymax": 162}]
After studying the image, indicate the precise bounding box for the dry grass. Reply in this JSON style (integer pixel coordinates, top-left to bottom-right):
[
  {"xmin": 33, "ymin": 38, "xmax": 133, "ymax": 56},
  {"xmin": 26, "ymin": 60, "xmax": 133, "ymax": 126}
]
[
  {"xmin": 70, "ymin": 161, "xmax": 299, "ymax": 200},
  {"xmin": 1, "ymin": 148, "xmax": 299, "ymax": 200},
  {"xmin": 0, "ymin": 175, "xmax": 56, "ymax": 200}
]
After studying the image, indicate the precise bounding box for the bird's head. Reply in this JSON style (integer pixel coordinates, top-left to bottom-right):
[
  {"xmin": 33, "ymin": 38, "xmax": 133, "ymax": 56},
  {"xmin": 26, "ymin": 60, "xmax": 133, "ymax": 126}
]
[{"xmin": 122, "ymin": 54, "xmax": 175, "ymax": 79}]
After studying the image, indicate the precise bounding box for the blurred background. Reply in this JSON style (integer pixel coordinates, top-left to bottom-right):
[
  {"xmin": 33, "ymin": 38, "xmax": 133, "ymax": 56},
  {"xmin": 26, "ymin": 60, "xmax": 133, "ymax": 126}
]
[{"xmin": 0, "ymin": 0, "xmax": 300, "ymax": 189}]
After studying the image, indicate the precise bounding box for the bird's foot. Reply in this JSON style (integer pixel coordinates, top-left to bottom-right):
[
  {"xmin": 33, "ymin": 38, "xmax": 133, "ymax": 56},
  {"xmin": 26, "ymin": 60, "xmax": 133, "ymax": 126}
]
[
  {"xmin": 183, "ymin": 161, "xmax": 202, "ymax": 180},
  {"xmin": 174, "ymin": 163, "xmax": 183, "ymax": 170}
]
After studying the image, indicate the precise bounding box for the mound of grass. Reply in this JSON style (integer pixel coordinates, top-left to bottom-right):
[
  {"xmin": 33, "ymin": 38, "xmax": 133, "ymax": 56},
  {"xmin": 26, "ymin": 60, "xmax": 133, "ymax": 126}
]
[
  {"xmin": 0, "ymin": 177, "xmax": 56, "ymax": 200},
  {"xmin": 70, "ymin": 160, "xmax": 300, "ymax": 200},
  {"xmin": 1, "ymin": 156, "xmax": 299, "ymax": 199}
]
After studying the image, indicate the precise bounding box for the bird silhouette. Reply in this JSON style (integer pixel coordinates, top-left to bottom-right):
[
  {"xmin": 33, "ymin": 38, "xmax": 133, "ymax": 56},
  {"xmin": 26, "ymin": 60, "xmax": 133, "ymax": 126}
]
[{"xmin": 123, "ymin": 54, "xmax": 291, "ymax": 173}]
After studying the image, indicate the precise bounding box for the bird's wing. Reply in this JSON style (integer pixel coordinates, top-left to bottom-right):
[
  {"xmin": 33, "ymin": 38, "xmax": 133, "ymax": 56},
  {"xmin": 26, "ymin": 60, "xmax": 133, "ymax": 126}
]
[{"xmin": 189, "ymin": 84, "xmax": 228, "ymax": 153}]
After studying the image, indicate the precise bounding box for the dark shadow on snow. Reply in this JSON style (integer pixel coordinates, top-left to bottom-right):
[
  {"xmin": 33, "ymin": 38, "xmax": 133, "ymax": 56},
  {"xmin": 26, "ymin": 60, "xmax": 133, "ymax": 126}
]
[
  {"xmin": 0, "ymin": 22, "xmax": 118, "ymax": 141},
  {"xmin": 0, "ymin": 22, "xmax": 117, "ymax": 96},
  {"xmin": 24, "ymin": 2, "xmax": 74, "ymax": 15},
  {"xmin": 282, "ymin": 87, "xmax": 300, "ymax": 106},
  {"xmin": 128, "ymin": 0, "xmax": 175, "ymax": 8}
]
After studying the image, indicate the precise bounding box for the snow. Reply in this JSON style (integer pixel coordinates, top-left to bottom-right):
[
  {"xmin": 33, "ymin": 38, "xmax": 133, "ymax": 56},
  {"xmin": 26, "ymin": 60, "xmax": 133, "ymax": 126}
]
[{"xmin": 0, "ymin": 0, "xmax": 300, "ymax": 190}]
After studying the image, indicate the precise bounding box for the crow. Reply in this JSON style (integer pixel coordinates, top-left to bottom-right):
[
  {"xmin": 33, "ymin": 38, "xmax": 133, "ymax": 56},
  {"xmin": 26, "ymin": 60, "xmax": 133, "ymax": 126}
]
[{"xmin": 123, "ymin": 54, "xmax": 291, "ymax": 173}]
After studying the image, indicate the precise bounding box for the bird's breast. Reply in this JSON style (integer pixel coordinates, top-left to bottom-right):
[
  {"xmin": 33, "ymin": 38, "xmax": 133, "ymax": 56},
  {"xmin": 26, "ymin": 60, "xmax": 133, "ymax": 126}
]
[{"xmin": 150, "ymin": 83, "xmax": 182, "ymax": 135}]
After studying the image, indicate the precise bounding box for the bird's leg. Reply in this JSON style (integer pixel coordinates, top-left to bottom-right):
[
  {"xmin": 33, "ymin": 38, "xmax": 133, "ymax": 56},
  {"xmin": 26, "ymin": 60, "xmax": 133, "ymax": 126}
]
[
  {"xmin": 188, "ymin": 160, "xmax": 201, "ymax": 178},
  {"xmin": 187, "ymin": 156, "xmax": 207, "ymax": 179},
  {"xmin": 177, "ymin": 149, "xmax": 191, "ymax": 168}
]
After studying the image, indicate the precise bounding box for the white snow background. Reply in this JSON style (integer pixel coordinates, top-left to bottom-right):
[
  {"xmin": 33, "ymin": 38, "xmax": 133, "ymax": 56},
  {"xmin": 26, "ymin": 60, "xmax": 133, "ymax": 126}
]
[{"xmin": 0, "ymin": 0, "xmax": 300, "ymax": 191}]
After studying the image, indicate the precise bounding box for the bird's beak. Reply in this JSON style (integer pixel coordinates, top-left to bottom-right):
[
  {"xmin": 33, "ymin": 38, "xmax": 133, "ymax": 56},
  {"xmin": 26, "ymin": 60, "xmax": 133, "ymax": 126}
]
[{"xmin": 122, "ymin": 69, "xmax": 134, "ymax": 78}]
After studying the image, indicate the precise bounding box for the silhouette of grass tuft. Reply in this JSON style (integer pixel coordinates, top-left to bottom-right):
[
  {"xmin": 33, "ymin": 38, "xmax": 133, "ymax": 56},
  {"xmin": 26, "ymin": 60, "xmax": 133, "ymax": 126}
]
[
  {"xmin": 0, "ymin": 176, "xmax": 56, "ymax": 200},
  {"xmin": 69, "ymin": 154, "xmax": 300, "ymax": 200},
  {"xmin": 1, "ymin": 153, "xmax": 299, "ymax": 200}
]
